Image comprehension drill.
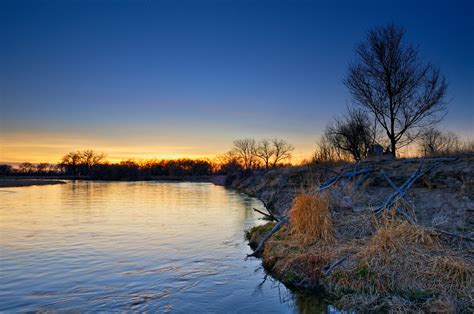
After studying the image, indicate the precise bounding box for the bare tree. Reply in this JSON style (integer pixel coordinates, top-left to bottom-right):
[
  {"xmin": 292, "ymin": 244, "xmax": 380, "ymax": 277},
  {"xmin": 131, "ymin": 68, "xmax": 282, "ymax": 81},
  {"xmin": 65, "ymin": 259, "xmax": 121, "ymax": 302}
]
[
  {"xmin": 19, "ymin": 162, "xmax": 35, "ymax": 173},
  {"xmin": 256, "ymin": 139, "xmax": 275, "ymax": 170},
  {"xmin": 418, "ymin": 128, "xmax": 460, "ymax": 156},
  {"xmin": 81, "ymin": 150, "xmax": 106, "ymax": 172},
  {"xmin": 345, "ymin": 23, "xmax": 448, "ymax": 157},
  {"xmin": 60, "ymin": 151, "xmax": 82, "ymax": 175},
  {"xmin": 325, "ymin": 109, "xmax": 375, "ymax": 161},
  {"xmin": 232, "ymin": 138, "xmax": 259, "ymax": 170},
  {"xmin": 36, "ymin": 163, "xmax": 51, "ymax": 173},
  {"xmin": 271, "ymin": 138, "xmax": 294, "ymax": 167},
  {"xmin": 312, "ymin": 135, "xmax": 348, "ymax": 163}
]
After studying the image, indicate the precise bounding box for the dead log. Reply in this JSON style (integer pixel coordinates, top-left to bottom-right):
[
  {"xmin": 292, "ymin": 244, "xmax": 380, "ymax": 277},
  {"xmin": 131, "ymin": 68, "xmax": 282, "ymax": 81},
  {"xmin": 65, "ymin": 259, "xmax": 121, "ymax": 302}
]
[{"xmin": 247, "ymin": 216, "xmax": 289, "ymax": 258}]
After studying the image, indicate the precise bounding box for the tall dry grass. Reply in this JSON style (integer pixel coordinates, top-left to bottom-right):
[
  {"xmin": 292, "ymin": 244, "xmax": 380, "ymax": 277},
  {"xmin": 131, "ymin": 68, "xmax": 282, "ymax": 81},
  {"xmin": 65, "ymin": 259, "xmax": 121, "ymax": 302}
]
[{"xmin": 289, "ymin": 193, "xmax": 334, "ymax": 245}]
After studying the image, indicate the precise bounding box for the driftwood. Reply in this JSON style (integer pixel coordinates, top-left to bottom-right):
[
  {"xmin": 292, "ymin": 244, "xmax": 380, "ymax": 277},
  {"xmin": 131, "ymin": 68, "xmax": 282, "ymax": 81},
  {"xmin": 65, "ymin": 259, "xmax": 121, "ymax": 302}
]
[{"xmin": 247, "ymin": 216, "xmax": 289, "ymax": 258}]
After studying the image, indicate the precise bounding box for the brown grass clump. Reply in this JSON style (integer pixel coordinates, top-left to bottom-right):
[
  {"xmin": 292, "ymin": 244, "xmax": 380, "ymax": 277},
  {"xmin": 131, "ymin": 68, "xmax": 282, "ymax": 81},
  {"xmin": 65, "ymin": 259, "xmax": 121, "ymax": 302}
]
[
  {"xmin": 364, "ymin": 220, "xmax": 439, "ymax": 257},
  {"xmin": 289, "ymin": 193, "xmax": 334, "ymax": 245},
  {"xmin": 432, "ymin": 256, "xmax": 472, "ymax": 284},
  {"xmin": 324, "ymin": 219, "xmax": 474, "ymax": 311}
]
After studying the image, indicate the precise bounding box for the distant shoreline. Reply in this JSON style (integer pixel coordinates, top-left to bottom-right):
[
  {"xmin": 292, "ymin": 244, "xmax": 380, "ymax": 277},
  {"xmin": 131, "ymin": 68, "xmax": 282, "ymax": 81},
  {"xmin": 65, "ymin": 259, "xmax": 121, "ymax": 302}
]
[
  {"xmin": 0, "ymin": 176, "xmax": 225, "ymax": 188},
  {"xmin": 0, "ymin": 179, "xmax": 67, "ymax": 188}
]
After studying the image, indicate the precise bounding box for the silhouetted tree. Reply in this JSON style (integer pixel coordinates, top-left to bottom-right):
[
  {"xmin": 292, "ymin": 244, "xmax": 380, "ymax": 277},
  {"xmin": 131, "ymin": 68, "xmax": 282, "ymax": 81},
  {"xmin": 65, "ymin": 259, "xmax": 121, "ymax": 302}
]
[
  {"xmin": 271, "ymin": 138, "xmax": 294, "ymax": 167},
  {"xmin": 418, "ymin": 128, "xmax": 460, "ymax": 156},
  {"xmin": 81, "ymin": 150, "xmax": 106, "ymax": 173},
  {"xmin": 325, "ymin": 109, "xmax": 375, "ymax": 161},
  {"xmin": 36, "ymin": 163, "xmax": 51, "ymax": 173},
  {"xmin": 256, "ymin": 139, "xmax": 275, "ymax": 170},
  {"xmin": 19, "ymin": 162, "xmax": 35, "ymax": 174},
  {"xmin": 60, "ymin": 151, "xmax": 82, "ymax": 175},
  {"xmin": 216, "ymin": 151, "xmax": 243, "ymax": 174},
  {"xmin": 312, "ymin": 135, "xmax": 347, "ymax": 163},
  {"xmin": 232, "ymin": 138, "xmax": 259, "ymax": 171},
  {"xmin": 345, "ymin": 23, "xmax": 448, "ymax": 157}
]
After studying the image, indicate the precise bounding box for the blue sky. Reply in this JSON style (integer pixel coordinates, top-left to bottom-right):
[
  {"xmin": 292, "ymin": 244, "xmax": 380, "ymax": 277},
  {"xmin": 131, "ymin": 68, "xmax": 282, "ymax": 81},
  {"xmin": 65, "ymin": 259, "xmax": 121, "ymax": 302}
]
[{"xmin": 1, "ymin": 0, "xmax": 473, "ymax": 162}]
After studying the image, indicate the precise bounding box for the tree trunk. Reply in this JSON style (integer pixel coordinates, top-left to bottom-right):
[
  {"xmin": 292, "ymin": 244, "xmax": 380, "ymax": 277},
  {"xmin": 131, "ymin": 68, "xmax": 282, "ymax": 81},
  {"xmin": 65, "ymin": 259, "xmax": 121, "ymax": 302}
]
[{"xmin": 390, "ymin": 137, "xmax": 397, "ymax": 157}]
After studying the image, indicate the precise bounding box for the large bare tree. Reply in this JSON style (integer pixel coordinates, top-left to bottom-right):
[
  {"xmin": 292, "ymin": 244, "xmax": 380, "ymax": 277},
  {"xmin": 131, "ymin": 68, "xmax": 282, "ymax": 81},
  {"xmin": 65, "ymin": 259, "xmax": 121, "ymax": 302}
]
[{"xmin": 344, "ymin": 23, "xmax": 447, "ymax": 157}]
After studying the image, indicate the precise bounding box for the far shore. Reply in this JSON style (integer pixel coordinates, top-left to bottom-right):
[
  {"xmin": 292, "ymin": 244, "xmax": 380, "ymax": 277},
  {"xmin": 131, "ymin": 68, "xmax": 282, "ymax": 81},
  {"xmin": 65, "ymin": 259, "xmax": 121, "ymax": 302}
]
[{"xmin": 0, "ymin": 179, "xmax": 67, "ymax": 188}]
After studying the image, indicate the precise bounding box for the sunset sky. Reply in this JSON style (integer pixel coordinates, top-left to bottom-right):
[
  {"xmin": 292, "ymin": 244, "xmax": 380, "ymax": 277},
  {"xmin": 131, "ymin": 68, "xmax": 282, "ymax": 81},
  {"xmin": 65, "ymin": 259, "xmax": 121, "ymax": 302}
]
[{"xmin": 1, "ymin": 0, "xmax": 473, "ymax": 163}]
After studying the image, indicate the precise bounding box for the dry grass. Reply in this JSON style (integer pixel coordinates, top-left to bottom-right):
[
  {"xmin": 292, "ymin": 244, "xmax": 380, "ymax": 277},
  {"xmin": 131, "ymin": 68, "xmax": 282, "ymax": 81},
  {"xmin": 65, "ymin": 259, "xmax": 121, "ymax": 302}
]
[
  {"xmin": 289, "ymin": 193, "xmax": 334, "ymax": 245},
  {"xmin": 364, "ymin": 220, "xmax": 439, "ymax": 256},
  {"xmin": 325, "ymin": 219, "xmax": 473, "ymax": 311}
]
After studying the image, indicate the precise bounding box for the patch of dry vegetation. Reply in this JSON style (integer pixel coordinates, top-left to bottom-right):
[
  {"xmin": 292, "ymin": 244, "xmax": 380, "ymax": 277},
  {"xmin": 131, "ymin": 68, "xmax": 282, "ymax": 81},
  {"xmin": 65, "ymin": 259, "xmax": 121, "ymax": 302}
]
[
  {"xmin": 325, "ymin": 219, "xmax": 473, "ymax": 311},
  {"xmin": 289, "ymin": 193, "xmax": 334, "ymax": 245}
]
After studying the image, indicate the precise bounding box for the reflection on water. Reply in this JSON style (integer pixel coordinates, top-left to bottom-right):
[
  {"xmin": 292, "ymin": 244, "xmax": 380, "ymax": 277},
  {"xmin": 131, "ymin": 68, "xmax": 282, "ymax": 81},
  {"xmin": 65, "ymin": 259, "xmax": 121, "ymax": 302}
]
[{"xmin": 0, "ymin": 181, "xmax": 331, "ymax": 312}]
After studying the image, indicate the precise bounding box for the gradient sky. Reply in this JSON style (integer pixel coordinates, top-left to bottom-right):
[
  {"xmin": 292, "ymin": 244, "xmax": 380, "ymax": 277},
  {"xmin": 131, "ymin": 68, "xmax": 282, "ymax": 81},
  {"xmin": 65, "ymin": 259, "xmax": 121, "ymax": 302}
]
[{"xmin": 1, "ymin": 0, "xmax": 473, "ymax": 163}]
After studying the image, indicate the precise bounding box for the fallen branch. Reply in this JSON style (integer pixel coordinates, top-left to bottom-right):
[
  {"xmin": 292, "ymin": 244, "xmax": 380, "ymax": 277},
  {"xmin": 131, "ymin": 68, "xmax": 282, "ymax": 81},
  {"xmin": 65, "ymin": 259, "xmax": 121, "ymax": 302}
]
[
  {"xmin": 253, "ymin": 208, "xmax": 277, "ymax": 221},
  {"xmin": 375, "ymin": 161, "xmax": 433, "ymax": 214},
  {"xmin": 319, "ymin": 167, "xmax": 373, "ymax": 192},
  {"xmin": 434, "ymin": 228, "xmax": 474, "ymax": 242},
  {"xmin": 258, "ymin": 196, "xmax": 280, "ymax": 222},
  {"xmin": 323, "ymin": 256, "xmax": 347, "ymax": 276},
  {"xmin": 247, "ymin": 216, "xmax": 289, "ymax": 258}
]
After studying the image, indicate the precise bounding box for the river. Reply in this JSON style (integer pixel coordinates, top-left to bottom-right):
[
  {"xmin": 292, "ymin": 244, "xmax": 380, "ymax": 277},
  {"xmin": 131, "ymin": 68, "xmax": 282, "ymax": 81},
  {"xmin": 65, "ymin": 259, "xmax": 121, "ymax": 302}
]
[{"xmin": 0, "ymin": 181, "xmax": 333, "ymax": 312}]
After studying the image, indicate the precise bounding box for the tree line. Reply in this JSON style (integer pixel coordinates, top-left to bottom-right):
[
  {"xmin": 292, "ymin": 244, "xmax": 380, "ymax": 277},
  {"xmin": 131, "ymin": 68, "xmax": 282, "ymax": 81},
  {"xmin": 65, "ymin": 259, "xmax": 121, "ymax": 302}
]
[{"xmin": 0, "ymin": 138, "xmax": 294, "ymax": 180}]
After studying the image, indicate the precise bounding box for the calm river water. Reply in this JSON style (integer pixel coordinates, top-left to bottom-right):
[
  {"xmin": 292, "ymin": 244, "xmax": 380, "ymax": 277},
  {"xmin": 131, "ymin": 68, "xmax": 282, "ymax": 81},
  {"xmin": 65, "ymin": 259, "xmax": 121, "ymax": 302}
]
[{"xmin": 0, "ymin": 181, "xmax": 333, "ymax": 312}]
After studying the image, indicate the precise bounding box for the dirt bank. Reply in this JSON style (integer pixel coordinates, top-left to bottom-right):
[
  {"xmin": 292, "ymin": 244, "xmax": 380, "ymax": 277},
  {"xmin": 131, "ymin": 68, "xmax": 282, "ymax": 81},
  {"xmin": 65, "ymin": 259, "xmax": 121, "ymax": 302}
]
[
  {"xmin": 0, "ymin": 179, "xmax": 67, "ymax": 188},
  {"xmin": 234, "ymin": 156, "xmax": 473, "ymax": 312}
]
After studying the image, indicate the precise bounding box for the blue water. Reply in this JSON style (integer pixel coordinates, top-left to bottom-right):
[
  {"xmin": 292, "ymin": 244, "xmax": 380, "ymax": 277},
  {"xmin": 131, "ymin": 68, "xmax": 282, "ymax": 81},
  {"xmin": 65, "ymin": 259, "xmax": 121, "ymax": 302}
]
[{"xmin": 0, "ymin": 181, "xmax": 330, "ymax": 312}]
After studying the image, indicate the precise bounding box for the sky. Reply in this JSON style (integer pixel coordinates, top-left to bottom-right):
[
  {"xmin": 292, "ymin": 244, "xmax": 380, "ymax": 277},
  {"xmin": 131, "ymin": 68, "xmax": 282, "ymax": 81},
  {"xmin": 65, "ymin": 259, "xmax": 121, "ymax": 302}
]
[{"xmin": 1, "ymin": 0, "xmax": 473, "ymax": 163}]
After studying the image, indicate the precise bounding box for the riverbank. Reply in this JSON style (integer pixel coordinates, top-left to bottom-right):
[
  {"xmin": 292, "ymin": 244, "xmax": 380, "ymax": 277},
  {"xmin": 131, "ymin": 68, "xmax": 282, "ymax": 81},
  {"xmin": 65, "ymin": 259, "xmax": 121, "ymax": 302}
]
[
  {"xmin": 0, "ymin": 179, "xmax": 67, "ymax": 188},
  {"xmin": 234, "ymin": 156, "xmax": 473, "ymax": 312}
]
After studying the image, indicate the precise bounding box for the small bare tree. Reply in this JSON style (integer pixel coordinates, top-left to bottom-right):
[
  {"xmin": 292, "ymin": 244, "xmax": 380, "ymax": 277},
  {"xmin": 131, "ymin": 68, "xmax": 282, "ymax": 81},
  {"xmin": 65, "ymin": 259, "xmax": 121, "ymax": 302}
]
[
  {"xmin": 36, "ymin": 163, "xmax": 51, "ymax": 173},
  {"xmin": 81, "ymin": 150, "xmax": 106, "ymax": 172},
  {"xmin": 232, "ymin": 138, "xmax": 259, "ymax": 171},
  {"xmin": 312, "ymin": 135, "xmax": 346, "ymax": 163},
  {"xmin": 325, "ymin": 109, "xmax": 375, "ymax": 161},
  {"xmin": 271, "ymin": 138, "xmax": 294, "ymax": 167},
  {"xmin": 345, "ymin": 23, "xmax": 448, "ymax": 157},
  {"xmin": 256, "ymin": 139, "xmax": 275, "ymax": 170},
  {"xmin": 19, "ymin": 162, "xmax": 35, "ymax": 173},
  {"xmin": 418, "ymin": 128, "xmax": 460, "ymax": 156}
]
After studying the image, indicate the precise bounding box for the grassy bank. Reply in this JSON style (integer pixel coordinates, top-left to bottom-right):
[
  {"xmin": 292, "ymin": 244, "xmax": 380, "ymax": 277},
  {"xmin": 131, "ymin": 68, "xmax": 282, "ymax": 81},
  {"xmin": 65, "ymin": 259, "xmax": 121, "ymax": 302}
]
[{"xmin": 242, "ymin": 156, "xmax": 473, "ymax": 312}]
